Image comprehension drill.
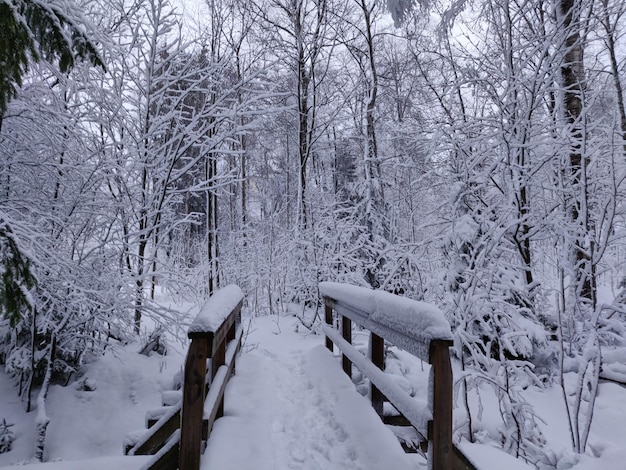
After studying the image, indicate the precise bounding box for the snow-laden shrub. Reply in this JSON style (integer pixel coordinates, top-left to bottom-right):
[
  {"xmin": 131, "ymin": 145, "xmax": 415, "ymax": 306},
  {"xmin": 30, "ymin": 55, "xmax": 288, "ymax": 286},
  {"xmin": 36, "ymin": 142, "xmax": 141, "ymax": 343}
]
[
  {"xmin": 0, "ymin": 419, "xmax": 15, "ymax": 454},
  {"xmin": 440, "ymin": 207, "xmax": 549, "ymax": 463}
]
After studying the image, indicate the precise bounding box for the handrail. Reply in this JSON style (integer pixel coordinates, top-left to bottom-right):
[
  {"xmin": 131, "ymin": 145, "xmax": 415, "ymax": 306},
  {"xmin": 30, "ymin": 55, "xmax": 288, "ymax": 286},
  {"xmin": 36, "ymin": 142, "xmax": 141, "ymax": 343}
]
[
  {"xmin": 126, "ymin": 285, "xmax": 244, "ymax": 470},
  {"xmin": 319, "ymin": 282, "xmax": 453, "ymax": 470},
  {"xmin": 179, "ymin": 284, "xmax": 243, "ymax": 470}
]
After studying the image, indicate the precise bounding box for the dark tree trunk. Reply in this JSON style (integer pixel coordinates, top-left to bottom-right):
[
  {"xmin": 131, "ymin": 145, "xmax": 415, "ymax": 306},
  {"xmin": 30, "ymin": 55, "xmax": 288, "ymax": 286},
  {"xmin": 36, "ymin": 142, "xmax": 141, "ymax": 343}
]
[{"xmin": 560, "ymin": 0, "xmax": 595, "ymax": 305}]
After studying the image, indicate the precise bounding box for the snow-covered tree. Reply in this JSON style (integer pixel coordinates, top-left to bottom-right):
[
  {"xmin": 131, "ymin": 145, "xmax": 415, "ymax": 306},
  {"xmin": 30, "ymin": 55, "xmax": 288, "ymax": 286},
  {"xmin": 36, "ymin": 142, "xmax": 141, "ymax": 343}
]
[{"xmin": 0, "ymin": 0, "xmax": 103, "ymax": 113}]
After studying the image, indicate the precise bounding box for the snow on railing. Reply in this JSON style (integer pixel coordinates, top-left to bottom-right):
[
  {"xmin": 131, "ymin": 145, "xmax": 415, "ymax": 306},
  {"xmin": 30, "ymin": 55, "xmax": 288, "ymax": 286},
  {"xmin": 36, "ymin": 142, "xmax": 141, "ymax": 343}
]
[
  {"xmin": 179, "ymin": 285, "xmax": 243, "ymax": 470},
  {"xmin": 320, "ymin": 282, "xmax": 453, "ymax": 470},
  {"xmin": 131, "ymin": 285, "xmax": 244, "ymax": 470},
  {"xmin": 188, "ymin": 285, "xmax": 243, "ymax": 335}
]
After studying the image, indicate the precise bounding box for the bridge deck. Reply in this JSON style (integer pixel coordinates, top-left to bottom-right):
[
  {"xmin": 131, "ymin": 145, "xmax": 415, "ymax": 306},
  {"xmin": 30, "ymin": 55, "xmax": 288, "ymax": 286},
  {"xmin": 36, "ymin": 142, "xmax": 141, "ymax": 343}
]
[{"xmin": 200, "ymin": 316, "xmax": 421, "ymax": 470}]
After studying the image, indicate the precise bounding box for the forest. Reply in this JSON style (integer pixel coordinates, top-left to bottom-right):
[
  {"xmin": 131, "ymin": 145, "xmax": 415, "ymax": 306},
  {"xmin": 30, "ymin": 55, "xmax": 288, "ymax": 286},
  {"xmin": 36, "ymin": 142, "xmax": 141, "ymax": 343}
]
[{"xmin": 1, "ymin": 0, "xmax": 626, "ymax": 467}]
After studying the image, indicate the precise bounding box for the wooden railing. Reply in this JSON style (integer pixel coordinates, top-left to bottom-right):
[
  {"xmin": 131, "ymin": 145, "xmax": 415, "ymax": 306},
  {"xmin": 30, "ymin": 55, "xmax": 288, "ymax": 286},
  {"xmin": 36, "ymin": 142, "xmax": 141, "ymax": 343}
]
[
  {"xmin": 126, "ymin": 285, "xmax": 243, "ymax": 470},
  {"xmin": 320, "ymin": 282, "xmax": 454, "ymax": 470}
]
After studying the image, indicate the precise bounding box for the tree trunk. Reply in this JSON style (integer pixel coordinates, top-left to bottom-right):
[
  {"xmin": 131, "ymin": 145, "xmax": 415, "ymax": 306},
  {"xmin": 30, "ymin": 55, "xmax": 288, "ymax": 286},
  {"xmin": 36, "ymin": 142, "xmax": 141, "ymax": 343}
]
[
  {"xmin": 241, "ymin": 132, "xmax": 247, "ymax": 245},
  {"xmin": 297, "ymin": 37, "xmax": 310, "ymax": 230},
  {"xmin": 206, "ymin": 155, "xmax": 219, "ymax": 295},
  {"xmin": 26, "ymin": 307, "xmax": 37, "ymax": 412},
  {"xmin": 134, "ymin": 238, "xmax": 146, "ymax": 334},
  {"xmin": 559, "ymin": 0, "xmax": 595, "ymax": 305},
  {"xmin": 34, "ymin": 335, "xmax": 56, "ymax": 462}
]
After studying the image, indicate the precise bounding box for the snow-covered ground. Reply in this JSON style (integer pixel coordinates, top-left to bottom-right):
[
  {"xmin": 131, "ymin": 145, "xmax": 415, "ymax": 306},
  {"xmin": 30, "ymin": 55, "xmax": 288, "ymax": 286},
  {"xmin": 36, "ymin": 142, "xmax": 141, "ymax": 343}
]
[
  {"xmin": 202, "ymin": 315, "xmax": 418, "ymax": 470},
  {"xmin": 0, "ymin": 328, "xmax": 186, "ymax": 467},
  {"xmin": 1, "ymin": 314, "xmax": 625, "ymax": 469}
]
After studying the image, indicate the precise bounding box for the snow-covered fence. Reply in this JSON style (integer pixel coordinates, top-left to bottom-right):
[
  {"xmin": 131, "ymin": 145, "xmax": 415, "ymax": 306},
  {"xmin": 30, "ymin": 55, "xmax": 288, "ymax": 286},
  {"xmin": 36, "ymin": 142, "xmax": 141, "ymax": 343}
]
[
  {"xmin": 179, "ymin": 285, "xmax": 243, "ymax": 470},
  {"xmin": 129, "ymin": 285, "xmax": 244, "ymax": 470},
  {"xmin": 319, "ymin": 282, "xmax": 454, "ymax": 470}
]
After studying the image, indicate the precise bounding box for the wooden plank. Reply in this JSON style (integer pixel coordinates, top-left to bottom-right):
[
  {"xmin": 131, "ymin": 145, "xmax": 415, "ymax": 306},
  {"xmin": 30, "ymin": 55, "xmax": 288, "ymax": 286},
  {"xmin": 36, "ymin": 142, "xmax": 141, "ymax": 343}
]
[
  {"xmin": 202, "ymin": 331, "xmax": 242, "ymax": 445},
  {"xmin": 211, "ymin": 331, "xmax": 226, "ymax": 422},
  {"xmin": 325, "ymin": 299, "xmax": 368, "ymax": 331},
  {"xmin": 342, "ymin": 316, "xmax": 352, "ymax": 378},
  {"xmin": 179, "ymin": 337, "xmax": 208, "ymax": 470},
  {"xmin": 210, "ymin": 302, "xmax": 242, "ymax": 357},
  {"xmin": 319, "ymin": 283, "xmax": 452, "ymax": 343},
  {"xmin": 326, "ymin": 297, "xmax": 453, "ymax": 363},
  {"xmin": 188, "ymin": 285, "xmax": 243, "ymax": 336},
  {"xmin": 325, "ymin": 301, "xmax": 333, "ymax": 352},
  {"xmin": 453, "ymin": 444, "xmax": 479, "ymax": 470},
  {"xmin": 146, "ymin": 406, "xmax": 176, "ymax": 428},
  {"xmin": 188, "ymin": 301, "xmax": 242, "ymax": 359},
  {"xmin": 204, "ymin": 334, "xmax": 242, "ymax": 426},
  {"xmin": 129, "ymin": 403, "xmax": 181, "ymax": 456},
  {"xmin": 175, "ymin": 287, "xmax": 243, "ymax": 469},
  {"xmin": 430, "ymin": 340, "xmax": 453, "ymax": 470},
  {"xmin": 323, "ymin": 324, "xmax": 430, "ymax": 435},
  {"xmin": 231, "ymin": 308, "xmax": 241, "ymax": 374},
  {"xmin": 370, "ymin": 332, "xmax": 385, "ymax": 417},
  {"xmin": 140, "ymin": 430, "xmax": 180, "ymax": 470},
  {"xmin": 225, "ymin": 327, "xmax": 243, "ymax": 368},
  {"xmin": 321, "ymin": 287, "xmax": 454, "ymax": 468}
]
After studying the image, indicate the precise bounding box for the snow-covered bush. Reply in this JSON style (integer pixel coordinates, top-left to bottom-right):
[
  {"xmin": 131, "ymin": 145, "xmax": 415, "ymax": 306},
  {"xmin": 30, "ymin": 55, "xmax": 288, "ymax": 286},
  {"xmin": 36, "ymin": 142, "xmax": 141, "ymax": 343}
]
[
  {"xmin": 440, "ymin": 193, "xmax": 548, "ymax": 461},
  {"xmin": 0, "ymin": 419, "xmax": 15, "ymax": 454}
]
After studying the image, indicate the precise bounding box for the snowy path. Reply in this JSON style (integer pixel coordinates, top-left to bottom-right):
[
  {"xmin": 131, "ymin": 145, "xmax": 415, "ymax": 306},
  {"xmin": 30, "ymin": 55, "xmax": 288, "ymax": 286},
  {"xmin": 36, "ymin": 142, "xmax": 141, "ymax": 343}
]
[
  {"xmin": 201, "ymin": 316, "xmax": 420, "ymax": 470},
  {"xmin": 3, "ymin": 313, "xmax": 626, "ymax": 470}
]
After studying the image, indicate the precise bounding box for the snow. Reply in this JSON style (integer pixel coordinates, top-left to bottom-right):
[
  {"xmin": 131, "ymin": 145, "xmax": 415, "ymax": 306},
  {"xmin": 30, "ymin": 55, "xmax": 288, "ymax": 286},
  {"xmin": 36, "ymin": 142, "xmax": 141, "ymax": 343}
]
[
  {"xmin": 601, "ymin": 347, "xmax": 626, "ymax": 383},
  {"xmin": 322, "ymin": 323, "xmax": 431, "ymax": 435},
  {"xmin": 0, "ymin": 333, "xmax": 185, "ymax": 467},
  {"xmin": 127, "ymin": 402, "xmax": 180, "ymax": 456},
  {"xmin": 319, "ymin": 282, "xmax": 452, "ymax": 341},
  {"xmin": 1, "ymin": 314, "xmax": 626, "ymax": 470},
  {"xmin": 458, "ymin": 442, "xmax": 535, "ymax": 469},
  {"xmin": 531, "ymin": 381, "xmax": 626, "ymax": 469},
  {"xmin": 202, "ymin": 328, "xmax": 241, "ymax": 421},
  {"xmin": 319, "ymin": 282, "xmax": 453, "ymax": 361},
  {"xmin": 201, "ymin": 316, "xmax": 419, "ymax": 470},
  {"xmin": 451, "ymin": 213, "xmax": 479, "ymax": 243},
  {"xmin": 188, "ymin": 285, "xmax": 243, "ymax": 335},
  {"xmin": 139, "ymin": 430, "xmax": 179, "ymax": 470},
  {"xmin": 160, "ymin": 390, "xmax": 181, "ymax": 407},
  {"xmin": 0, "ymin": 456, "xmax": 151, "ymax": 469}
]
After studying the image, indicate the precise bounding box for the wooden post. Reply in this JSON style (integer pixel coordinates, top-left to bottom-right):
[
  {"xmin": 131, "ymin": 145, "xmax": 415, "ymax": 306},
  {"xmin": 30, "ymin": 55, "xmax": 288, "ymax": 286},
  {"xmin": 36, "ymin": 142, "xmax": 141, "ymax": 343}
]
[
  {"xmin": 370, "ymin": 332, "xmax": 384, "ymax": 417},
  {"xmin": 342, "ymin": 316, "xmax": 352, "ymax": 378},
  {"xmin": 325, "ymin": 301, "xmax": 333, "ymax": 352},
  {"xmin": 430, "ymin": 340, "xmax": 453, "ymax": 470},
  {"xmin": 176, "ymin": 286, "xmax": 243, "ymax": 470},
  {"xmin": 179, "ymin": 337, "xmax": 208, "ymax": 470}
]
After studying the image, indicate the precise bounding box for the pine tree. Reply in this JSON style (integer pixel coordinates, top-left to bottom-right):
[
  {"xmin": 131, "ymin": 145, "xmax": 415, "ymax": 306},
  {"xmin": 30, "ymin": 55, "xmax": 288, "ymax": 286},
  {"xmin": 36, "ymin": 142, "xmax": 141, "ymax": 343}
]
[
  {"xmin": 0, "ymin": 0, "xmax": 104, "ymax": 113},
  {"xmin": 0, "ymin": 217, "xmax": 36, "ymax": 327},
  {"xmin": 0, "ymin": 418, "xmax": 15, "ymax": 453}
]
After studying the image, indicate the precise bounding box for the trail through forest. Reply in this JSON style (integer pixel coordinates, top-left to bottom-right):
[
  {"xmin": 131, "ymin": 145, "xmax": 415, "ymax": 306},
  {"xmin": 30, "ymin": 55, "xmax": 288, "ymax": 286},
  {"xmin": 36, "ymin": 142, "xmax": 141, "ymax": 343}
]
[
  {"xmin": 1, "ymin": 315, "xmax": 626, "ymax": 469},
  {"xmin": 4, "ymin": 0, "xmax": 626, "ymax": 467},
  {"xmin": 201, "ymin": 316, "xmax": 418, "ymax": 470}
]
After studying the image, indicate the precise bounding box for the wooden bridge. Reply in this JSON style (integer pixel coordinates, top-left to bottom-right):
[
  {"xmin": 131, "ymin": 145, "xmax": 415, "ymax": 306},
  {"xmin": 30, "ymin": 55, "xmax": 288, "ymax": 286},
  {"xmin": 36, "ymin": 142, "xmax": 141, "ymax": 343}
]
[{"xmin": 123, "ymin": 283, "xmax": 482, "ymax": 470}]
